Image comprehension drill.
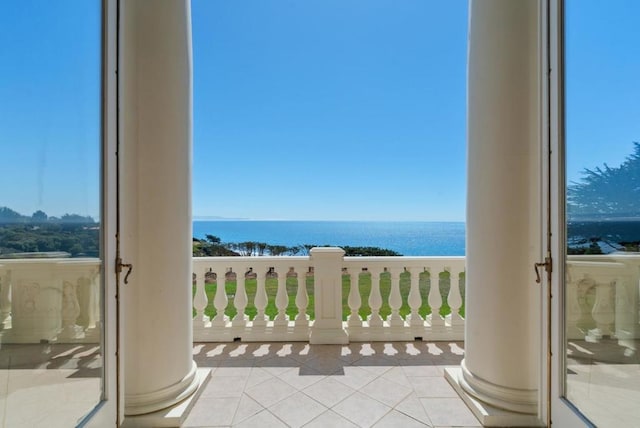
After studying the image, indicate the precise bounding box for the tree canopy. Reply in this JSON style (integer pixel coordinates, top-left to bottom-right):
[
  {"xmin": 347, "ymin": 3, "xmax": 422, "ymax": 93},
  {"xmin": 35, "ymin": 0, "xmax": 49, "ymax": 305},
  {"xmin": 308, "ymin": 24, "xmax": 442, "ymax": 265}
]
[{"xmin": 568, "ymin": 142, "xmax": 640, "ymax": 220}]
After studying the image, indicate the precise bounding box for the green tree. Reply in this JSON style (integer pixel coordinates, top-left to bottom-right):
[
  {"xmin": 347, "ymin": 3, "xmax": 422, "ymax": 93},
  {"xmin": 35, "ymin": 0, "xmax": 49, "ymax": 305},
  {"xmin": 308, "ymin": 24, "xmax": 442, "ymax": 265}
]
[
  {"xmin": 568, "ymin": 142, "xmax": 640, "ymax": 219},
  {"xmin": 31, "ymin": 210, "xmax": 48, "ymax": 222}
]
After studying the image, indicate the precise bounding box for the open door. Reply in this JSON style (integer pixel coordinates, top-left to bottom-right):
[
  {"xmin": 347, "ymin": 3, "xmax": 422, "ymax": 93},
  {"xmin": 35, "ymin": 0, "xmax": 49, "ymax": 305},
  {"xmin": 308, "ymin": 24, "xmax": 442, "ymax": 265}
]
[
  {"xmin": 0, "ymin": 0, "xmax": 119, "ymax": 426},
  {"xmin": 82, "ymin": 0, "xmax": 120, "ymax": 426},
  {"xmin": 548, "ymin": 1, "xmax": 593, "ymax": 424},
  {"xmin": 548, "ymin": 1, "xmax": 640, "ymax": 427}
]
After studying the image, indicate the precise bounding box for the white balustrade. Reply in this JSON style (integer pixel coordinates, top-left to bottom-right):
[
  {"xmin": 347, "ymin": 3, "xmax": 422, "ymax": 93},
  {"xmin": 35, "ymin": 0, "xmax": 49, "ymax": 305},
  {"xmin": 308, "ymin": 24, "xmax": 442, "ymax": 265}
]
[
  {"xmin": 193, "ymin": 253, "xmax": 466, "ymax": 342},
  {"xmin": 0, "ymin": 258, "xmax": 100, "ymax": 344},
  {"xmin": 566, "ymin": 256, "xmax": 638, "ymax": 354},
  {"xmin": 192, "ymin": 257, "xmax": 311, "ymax": 342}
]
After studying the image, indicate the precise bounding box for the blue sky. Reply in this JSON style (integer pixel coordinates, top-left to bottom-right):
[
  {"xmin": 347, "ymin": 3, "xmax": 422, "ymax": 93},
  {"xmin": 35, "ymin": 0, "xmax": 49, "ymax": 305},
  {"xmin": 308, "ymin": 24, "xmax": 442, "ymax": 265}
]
[
  {"xmin": 0, "ymin": 1, "xmax": 638, "ymax": 221},
  {"xmin": 565, "ymin": 0, "xmax": 640, "ymax": 185},
  {"xmin": 191, "ymin": 0, "xmax": 468, "ymax": 220}
]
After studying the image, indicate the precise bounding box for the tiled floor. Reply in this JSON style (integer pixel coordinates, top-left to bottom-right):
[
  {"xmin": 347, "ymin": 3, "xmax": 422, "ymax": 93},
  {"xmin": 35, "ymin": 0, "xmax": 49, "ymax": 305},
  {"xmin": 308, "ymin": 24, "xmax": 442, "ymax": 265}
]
[
  {"xmin": 566, "ymin": 339, "xmax": 640, "ymax": 428},
  {"xmin": 187, "ymin": 341, "xmax": 481, "ymax": 428},
  {"xmin": 0, "ymin": 343, "xmax": 102, "ymax": 428}
]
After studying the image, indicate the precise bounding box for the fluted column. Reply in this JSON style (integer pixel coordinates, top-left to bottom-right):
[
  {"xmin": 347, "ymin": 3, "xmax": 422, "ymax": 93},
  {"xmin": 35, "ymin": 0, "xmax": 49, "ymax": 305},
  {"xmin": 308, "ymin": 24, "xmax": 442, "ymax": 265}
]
[
  {"xmin": 446, "ymin": 1, "xmax": 542, "ymax": 426},
  {"xmin": 120, "ymin": 0, "xmax": 202, "ymax": 420}
]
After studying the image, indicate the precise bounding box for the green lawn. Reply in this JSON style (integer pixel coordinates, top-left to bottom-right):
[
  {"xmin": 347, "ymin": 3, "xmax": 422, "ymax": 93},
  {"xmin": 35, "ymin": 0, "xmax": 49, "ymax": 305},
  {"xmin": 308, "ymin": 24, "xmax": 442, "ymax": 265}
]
[{"xmin": 193, "ymin": 271, "xmax": 465, "ymax": 322}]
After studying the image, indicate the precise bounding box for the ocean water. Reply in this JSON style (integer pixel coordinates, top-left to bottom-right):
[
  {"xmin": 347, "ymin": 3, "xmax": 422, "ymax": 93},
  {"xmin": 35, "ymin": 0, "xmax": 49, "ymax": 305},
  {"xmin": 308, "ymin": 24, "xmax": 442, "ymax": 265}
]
[{"xmin": 193, "ymin": 221, "xmax": 465, "ymax": 256}]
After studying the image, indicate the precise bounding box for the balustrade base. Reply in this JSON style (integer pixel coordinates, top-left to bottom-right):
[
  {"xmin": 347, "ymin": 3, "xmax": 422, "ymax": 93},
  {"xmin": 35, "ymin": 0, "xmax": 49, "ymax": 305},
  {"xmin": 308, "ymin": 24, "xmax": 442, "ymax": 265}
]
[
  {"xmin": 194, "ymin": 321, "xmax": 312, "ymax": 343},
  {"xmin": 58, "ymin": 324, "xmax": 85, "ymax": 341},
  {"xmin": 444, "ymin": 367, "xmax": 543, "ymax": 427},
  {"xmin": 194, "ymin": 320, "xmax": 466, "ymax": 343},
  {"xmin": 0, "ymin": 328, "xmax": 59, "ymax": 344},
  {"xmin": 309, "ymin": 327, "xmax": 348, "ymax": 345}
]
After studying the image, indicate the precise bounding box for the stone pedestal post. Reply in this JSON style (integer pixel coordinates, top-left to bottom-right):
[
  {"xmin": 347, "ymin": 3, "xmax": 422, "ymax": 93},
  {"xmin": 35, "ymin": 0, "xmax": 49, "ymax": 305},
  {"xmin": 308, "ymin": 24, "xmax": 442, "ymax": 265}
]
[
  {"xmin": 120, "ymin": 0, "xmax": 207, "ymax": 425},
  {"xmin": 445, "ymin": 1, "xmax": 543, "ymax": 426},
  {"xmin": 309, "ymin": 248, "xmax": 348, "ymax": 344}
]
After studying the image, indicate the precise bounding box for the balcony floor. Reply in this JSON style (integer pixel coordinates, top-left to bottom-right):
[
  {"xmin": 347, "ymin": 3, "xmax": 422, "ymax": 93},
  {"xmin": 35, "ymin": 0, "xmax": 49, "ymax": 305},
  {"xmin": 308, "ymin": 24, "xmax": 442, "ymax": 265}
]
[{"xmin": 188, "ymin": 341, "xmax": 480, "ymax": 428}]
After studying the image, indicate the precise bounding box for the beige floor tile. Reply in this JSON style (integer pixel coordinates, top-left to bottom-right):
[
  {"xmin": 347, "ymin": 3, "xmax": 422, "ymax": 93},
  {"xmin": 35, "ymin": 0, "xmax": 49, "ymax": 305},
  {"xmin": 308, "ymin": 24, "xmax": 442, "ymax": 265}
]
[
  {"xmin": 373, "ymin": 409, "xmax": 430, "ymax": 427},
  {"xmin": 201, "ymin": 375, "xmax": 247, "ymax": 398},
  {"xmin": 278, "ymin": 366, "xmax": 325, "ymax": 390},
  {"xmin": 244, "ymin": 367, "xmax": 274, "ymax": 389},
  {"xmin": 332, "ymin": 391, "xmax": 392, "ymax": 427},
  {"xmin": 380, "ymin": 367, "xmax": 412, "ymax": 387},
  {"xmin": 245, "ymin": 376, "xmax": 296, "ymax": 408},
  {"xmin": 268, "ymin": 391, "xmax": 327, "ymax": 427},
  {"xmin": 213, "ymin": 366, "xmax": 253, "ymax": 377},
  {"xmin": 360, "ymin": 376, "xmax": 413, "ymax": 407},
  {"xmin": 233, "ymin": 409, "xmax": 287, "ymax": 428},
  {"xmin": 358, "ymin": 362, "xmax": 395, "ymax": 376},
  {"xmin": 332, "ymin": 365, "xmax": 379, "ymax": 390},
  {"xmin": 420, "ymin": 398, "xmax": 480, "ymax": 427},
  {"xmin": 400, "ymin": 364, "xmax": 443, "ymax": 377},
  {"xmin": 303, "ymin": 409, "xmax": 359, "ymax": 428},
  {"xmin": 183, "ymin": 397, "xmax": 239, "ymax": 427},
  {"xmin": 394, "ymin": 393, "xmax": 431, "ymax": 424},
  {"xmin": 232, "ymin": 394, "xmax": 264, "ymax": 425},
  {"xmin": 259, "ymin": 356, "xmax": 301, "ymax": 376},
  {"xmin": 302, "ymin": 376, "xmax": 356, "ymax": 408},
  {"xmin": 302, "ymin": 355, "xmax": 347, "ymax": 375},
  {"xmin": 409, "ymin": 377, "xmax": 458, "ymax": 398}
]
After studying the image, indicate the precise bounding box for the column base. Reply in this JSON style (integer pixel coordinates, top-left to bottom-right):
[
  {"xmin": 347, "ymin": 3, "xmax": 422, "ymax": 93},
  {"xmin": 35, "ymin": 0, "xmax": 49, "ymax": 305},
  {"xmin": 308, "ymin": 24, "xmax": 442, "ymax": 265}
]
[
  {"xmin": 444, "ymin": 367, "xmax": 543, "ymax": 427},
  {"xmin": 125, "ymin": 361, "xmax": 205, "ymax": 416},
  {"xmin": 123, "ymin": 367, "xmax": 210, "ymax": 427}
]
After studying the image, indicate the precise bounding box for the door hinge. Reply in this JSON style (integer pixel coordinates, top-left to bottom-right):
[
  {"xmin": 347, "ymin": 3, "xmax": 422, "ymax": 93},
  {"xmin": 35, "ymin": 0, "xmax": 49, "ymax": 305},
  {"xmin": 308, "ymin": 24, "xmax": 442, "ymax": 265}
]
[
  {"xmin": 116, "ymin": 257, "xmax": 133, "ymax": 284},
  {"xmin": 534, "ymin": 256, "xmax": 552, "ymax": 284}
]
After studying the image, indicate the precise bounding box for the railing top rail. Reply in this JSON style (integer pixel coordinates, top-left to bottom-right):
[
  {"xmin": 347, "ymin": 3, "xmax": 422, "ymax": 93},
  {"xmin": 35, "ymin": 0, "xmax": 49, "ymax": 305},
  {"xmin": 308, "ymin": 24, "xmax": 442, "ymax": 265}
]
[
  {"xmin": 193, "ymin": 256, "xmax": 310, "ymax": 263},
  {"xmin": 343, "ymin": 256, "xmax": 465, "ymax": 263},
  {"xmin": 568, "ymin": 253, "xmax": 640, "ymax": 262},
  {"xmin": 193, "ymin": 256, "xmax": 312, "ymax": 273},
  {"xmin": 0, "ymin": 257, "xmax": 101, "ymax": 265}
]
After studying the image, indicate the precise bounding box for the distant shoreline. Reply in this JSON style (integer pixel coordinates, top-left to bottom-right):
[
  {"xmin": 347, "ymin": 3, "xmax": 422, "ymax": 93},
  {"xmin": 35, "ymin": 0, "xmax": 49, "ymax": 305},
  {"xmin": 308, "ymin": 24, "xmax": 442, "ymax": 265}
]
[{"xmin": 192, "ymin": 220, "xmax": 467, "ymax": 257}]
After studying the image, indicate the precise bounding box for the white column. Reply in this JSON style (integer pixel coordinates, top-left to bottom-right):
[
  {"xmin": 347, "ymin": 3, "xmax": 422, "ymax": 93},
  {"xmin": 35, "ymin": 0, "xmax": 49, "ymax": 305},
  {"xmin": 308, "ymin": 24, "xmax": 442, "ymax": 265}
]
[
  {"xmin": 446, "ymin": 1, "xmax": 542, "ymax": 426},
  {"xmin": 120, "ymin": 0, "xmax": 204, "ymax": 419}
]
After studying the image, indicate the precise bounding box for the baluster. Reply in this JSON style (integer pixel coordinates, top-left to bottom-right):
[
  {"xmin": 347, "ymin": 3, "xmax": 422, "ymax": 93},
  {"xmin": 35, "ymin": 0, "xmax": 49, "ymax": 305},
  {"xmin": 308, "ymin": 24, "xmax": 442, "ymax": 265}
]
[
  {"xmin": 60, "ymin": 279, "xmax": 82, "ymax": 339},
  {"xmin": 232, "ymin": 267, "xmax": 249, "ymax": 327},
  {"xmin": 193, "ymin": 267, "xmax": 209, "ymax": 328},
  {"xmin": 347, "ymin": 268, "xmax": 363, "ymax": 327},
  {"xmin": 427, "ymin": 269, "xmax": 444, "ymax": 327},
  {"xmin": 295, "ymin": 267, "xmax": 309, "ymax": 326},
  {"xmin": 446, "ymin": 268, "xmax": 463, "ymax": 325},
  {"xmin": 589, "ymin": 279, "xmax": 616, "ymax": 341},
  {"xmin": 253, "ymin": 268, "xmax": 268, "ymax": 326},
  {"xmin": 388, "ymin": 268, "xmax": 404, "ymax": 327},
  {"xmin": 0, "ymin": 268, "xmax": 11, "ymax": 329},
  {"xmin": 368, "ymin": 268, "xmax": 383, "ymax": 327},
  {"xmin": 407, "ymin": 267, "xmax": 423, "ymax": 326},
  {"xmin": 565, "ymin": 274, "xmax": 583, "ymax": 339},
  {"xmin": 211, "ymin": 270, "xmax": 229, "ymax": 327},
  {"xmin": 86, "ymin": 268, "xmax": 100, "ymax": 330},
  {"xmin": 274, "ymin": 267, "xmax": 289, "ymax": 326}
]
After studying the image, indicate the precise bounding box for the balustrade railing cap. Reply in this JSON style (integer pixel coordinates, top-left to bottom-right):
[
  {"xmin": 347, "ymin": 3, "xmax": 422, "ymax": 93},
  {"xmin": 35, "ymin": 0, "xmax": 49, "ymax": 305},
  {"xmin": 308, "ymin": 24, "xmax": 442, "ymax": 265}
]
[{"xmin": 309, "ymin": 247, "xmax": 345, "ymax": 258}]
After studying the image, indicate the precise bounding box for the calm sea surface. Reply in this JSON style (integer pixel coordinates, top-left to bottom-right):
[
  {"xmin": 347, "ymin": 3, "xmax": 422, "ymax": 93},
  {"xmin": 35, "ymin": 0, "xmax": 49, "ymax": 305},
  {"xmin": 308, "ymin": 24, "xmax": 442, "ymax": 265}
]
[{"xmin": 193, "ymin": 221, "xmax": 465, "ymax": 256}]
